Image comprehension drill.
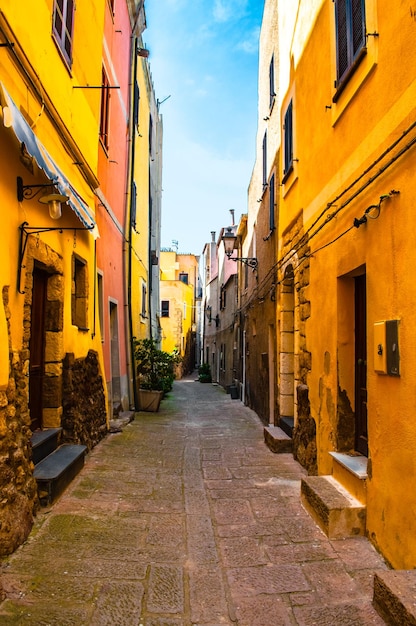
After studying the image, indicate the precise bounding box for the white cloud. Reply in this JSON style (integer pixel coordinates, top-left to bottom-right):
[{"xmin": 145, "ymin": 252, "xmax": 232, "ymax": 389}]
[
  {"xmin": 236, "ymin": 26, "xmax": 261, "ymax": 54},
  {"xmin": 213, "ymin": 0, "xmax": 249, "ymax": 23}
]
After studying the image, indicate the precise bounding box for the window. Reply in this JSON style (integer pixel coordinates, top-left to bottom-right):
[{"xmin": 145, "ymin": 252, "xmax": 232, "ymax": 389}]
[
  {"xmin": 283, "ymin": 100, "xmax": 293, "ymax": 178},
  {"xmin": 179, "ymin": 273, "xmax": 188, "ymax": 284},
  {"xmin": 149, "ymin": 114, "xmax": 153, "ymax": 156},
  {"xmin": 100, "ymin": 68, "xmax": 110, "ymax": 150},
  {"xmin": 131, "ymin": 181, "xmax": 137, "ymax": 229},
  {"xmin": 72, "ymin": 255, "xmax": 88, "ymax": 330},
  {"xmin": 220, "ymin": 285, "xmax": 226, "ymax": 310},
  {"xmin": 183, "ymin": 303, "xmax": 187, "ymax": 320},
  {"xmin": 133, "ymin": 80, "xmax": 140, "ymax": 129},
  {"xmin": 262, "ymin": 131, "xmax": 267, "ymax": 190},
  {"xmin": 269, "ymin": 173, "xmax": 275, "ymax": 231},
  {"xmin": 52, "ymin": 0, "xmax": 75, "ymax": 67},
  {"xmin": 334, "ymin": 0, "xmax": 366, "ymax": 89},
  {"xmin": 141, "ymin": 282, "xmax": 147, "ymax": 317},
  {"xmin": 161, "ymin": 300, "xmax": 169, "ymax": 317},
  {"xmin": 269, "ymin": 55, "xmax": 275, "ymax": 109},
  {"xmin": 97, "ymin": 271, "xmax": 104, "ymax": 341}
]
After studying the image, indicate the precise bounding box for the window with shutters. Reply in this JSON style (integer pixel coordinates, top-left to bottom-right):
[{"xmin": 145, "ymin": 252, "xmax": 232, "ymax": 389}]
[
  {"xmin": 52, "ymin": 0, "xmax": 74, "ymax": 68},
  {"xmin": 262, "ymin": 131, "xmax": 267, "ymax": 190},
  {"xmin": 334, "ymin": 0, "xmax": 366, "ymax": 93},
  {"xmin": 100, "ymin": 68, "xmax": 110, "ymax": 150},
  {"xmin": 269, "ymin": 55, "xmax": 275, "ymax": 110},
  {"xmin": 282, "ymin": 100, "xmax": 293, "ymax": 181},
  {"xmin": 269, "ymin": 173, "xmax": 275, "ymax": 231}
]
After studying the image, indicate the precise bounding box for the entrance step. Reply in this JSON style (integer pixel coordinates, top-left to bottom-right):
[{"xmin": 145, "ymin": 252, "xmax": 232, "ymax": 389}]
[
  {"xmin": 301, "ymin": 475, "xmax": 366, "ymax": 538},
  {"xmin": 33, "ymin": 443, "xmax": 87, "ymax": 506},
  {"xmin": 31, "ymin": 428, "xmax": 62, "ymax": 465},
  {"xmin": 373, "ymin": 571, "xmax": 416, "ymax": 625},
  {"xmin": 279, "ymin": 416, "xmax": 294, "ymax": 438},
  {"xmin": 264, "ymin": 426, "xmax": 293, "ymax": 453}
]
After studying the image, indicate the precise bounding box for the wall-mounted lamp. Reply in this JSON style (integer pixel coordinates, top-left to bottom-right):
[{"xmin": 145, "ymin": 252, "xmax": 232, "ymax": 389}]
[
  {"xmin": 17, "ymin": 176, "xmax": 69, "ymax": 219},
  {"xmin": 222, "ymin": 226, "xmax": 258, "ymax": 269}
]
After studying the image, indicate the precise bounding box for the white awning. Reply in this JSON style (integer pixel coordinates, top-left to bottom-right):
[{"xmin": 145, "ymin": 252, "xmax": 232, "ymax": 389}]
[{"xmin": 1, "ymin": 83, "xmax": 98, "ymax": 237}]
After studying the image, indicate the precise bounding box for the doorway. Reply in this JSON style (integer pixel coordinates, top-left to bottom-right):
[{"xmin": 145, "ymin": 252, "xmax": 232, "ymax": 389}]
[
  {"xmin": 354, "ymin": 274, "xmax": 368, "ymax": 456},
  {"xmin": 109, "ymin": 301, "xmax": 121, "ymax": 406},
  {"xmin": 29, "ymin": 266, "xmax": 48, "ymax": 431}
]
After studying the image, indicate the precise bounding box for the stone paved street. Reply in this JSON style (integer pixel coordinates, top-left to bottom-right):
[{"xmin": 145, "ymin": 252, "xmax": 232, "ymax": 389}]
[{"xmin": 0, "ymin": 376, "xmax": 389, "ymax": 625}]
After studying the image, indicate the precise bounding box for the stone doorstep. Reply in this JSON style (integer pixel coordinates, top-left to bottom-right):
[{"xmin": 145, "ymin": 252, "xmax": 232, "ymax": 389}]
[
  {"xmin": 33, "ymin": 443, "xmax": 87, "ymax": 506},
  {"xmin": 301, "ymin": 474, "xmax": 366, "ymax": 539},
  {"xmin": 373, "ymin": 571, "xmax": 416, "ymax": 626},
  {"xmin": 30, "ymin": 427, "xmax": 62, "ymax": 465},
  {"xmin": 264, "ymin": 425, "xmax": 293, "ymax": 454}
]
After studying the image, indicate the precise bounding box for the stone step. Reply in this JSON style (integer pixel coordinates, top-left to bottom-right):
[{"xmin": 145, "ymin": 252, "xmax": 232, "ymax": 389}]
[
  {"xmin": 264, "ymin": 426, "xmax": 293, "ymax": 453},
  {"xmin": 301, "ymin": 475, "xmax": 366, "ymax": 538},
  {"xmin": 279, "ymin": 416, "xmax": 294, "ymax": 438},
  {"xmin": 34, "ymin": 443, "xmax": 87, "ymax": 506},
  {"xmin": 30, "ymin": 428, "xmax": 62, "ymax": 465},
  {"xmin": 373, "ymin": 571, "xmax": 416, "ymax": 625}
]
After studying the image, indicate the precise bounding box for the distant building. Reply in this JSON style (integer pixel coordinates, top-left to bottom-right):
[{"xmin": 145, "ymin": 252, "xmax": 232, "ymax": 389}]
[{"xmin": 160, "ymin": 250, "xmax": 199, "ymax": 374}]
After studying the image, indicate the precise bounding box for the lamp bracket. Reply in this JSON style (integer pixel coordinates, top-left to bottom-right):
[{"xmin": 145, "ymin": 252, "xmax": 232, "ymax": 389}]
[
  {"xmin": 17, "ymin": 222, "xmax": 95, "ymax": 294},
  {"xmin": 230, "ymin": 256, "xmax": 258, "ymax": 269},
  {"xmin": 17, "ymin": 175, "xmax": 59, "ymax": 202}
]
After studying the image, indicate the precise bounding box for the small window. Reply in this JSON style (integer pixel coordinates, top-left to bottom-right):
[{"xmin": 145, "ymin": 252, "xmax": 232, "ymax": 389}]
[
  {"xmin": 141, "ymin": 283, "xmax": 147, "ymax": 317},
  {"xmin": 283, "ymin": 100, "xmax": 293, "ymax": 178},
  {"xmin": 97, "ymin": 271, "xmax": 104, "ymax": 341},
  {"xmin": 149, "ymin": 114, "xmax": 153, "ymax": 156},
  {"xmin": 269, "ymin": 55, "xmax": 275, "ymax": 109},
  {"xmin": 334, "ymin": 0, "xmax": 366, "ymax": 89},
  {"xmin": 161, "ymin": 300, "xmax": 169, "ymax": 317},
  {"xmin": 131, "ymin": 181, "xmax": 137, "ymax": 229},
  {"xmin": 269, "ymin": 173, "xmax": 275, "ymax": 231},
  {"xmin": 100, "ymin": 68, "xmax": 110, "ymax": 150},
  {"xmin": 179, "ymin": 273, "xmax": 188, "ymax": 284},
  {"xmin": 262, "ymin": 131, "xmax": 267, "ymax": 190},
  {"xmin": 72, "ymin": 255, "xmax": 88, "ymax": 330},
  {"xmin": 52, "ymin": 0, "xmax": 75, "ymax": 67},
  {"xmin": 133, "ymin": 80, "xmax": 140, "ymax": 129},
  {"xmin": 183, "ymin": 303, "xmax": 187, "ymax": 320},
  {"xmin": 220, "ymin": 285, "xmax": 226, "ymax": 310}
]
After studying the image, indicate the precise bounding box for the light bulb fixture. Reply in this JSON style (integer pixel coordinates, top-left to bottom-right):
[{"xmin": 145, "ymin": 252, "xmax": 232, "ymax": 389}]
[
  {"xmin": 221, "ymin": 226, "xmax": 258, "ymax": 269},
  {"xmin": 17, "ymin": 176, "xmax": 69, "ymax": 220}
]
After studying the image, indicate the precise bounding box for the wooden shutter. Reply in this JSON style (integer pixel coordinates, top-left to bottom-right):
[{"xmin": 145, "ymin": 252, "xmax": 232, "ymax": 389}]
[
  {"xmin": 335, "ymin": 0, "xmax": 366, "ymax": 84},
  {"xmin": 284, "ymin": 101, "xmax": 293, "ymax": 175},
  {"xmin": 269, "ymin": 173, "xmax": 275, "ymax": 231}
]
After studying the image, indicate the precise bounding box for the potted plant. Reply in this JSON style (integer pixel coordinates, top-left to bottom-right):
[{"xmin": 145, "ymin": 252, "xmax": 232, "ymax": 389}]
[
  {"xmin": 134, "ymin": 338, "xmax": 180, "ymax": 411},
  {"xmin": 198, "ymin": 362, "xmax": 212, "ymax": 383}
]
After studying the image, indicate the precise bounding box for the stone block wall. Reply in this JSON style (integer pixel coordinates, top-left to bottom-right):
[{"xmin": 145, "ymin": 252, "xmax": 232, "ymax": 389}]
[
  {"xmin": 62, "ymin": 350, "xmax": 107, "ymax": 450},
  {"xmin": 0, "ymin": 287, "xmax": 38, "ymax": 556}
]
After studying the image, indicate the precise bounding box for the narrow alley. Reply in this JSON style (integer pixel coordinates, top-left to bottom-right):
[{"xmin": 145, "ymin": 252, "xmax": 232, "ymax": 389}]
[{"xmin": 0, "ymin": 377, "xmax": 388, "ymax": 625}]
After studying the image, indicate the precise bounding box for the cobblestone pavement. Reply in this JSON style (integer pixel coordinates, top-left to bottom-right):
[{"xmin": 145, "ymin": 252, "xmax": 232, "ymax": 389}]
[{"xmin": 0, "ymin": 376, "xmax": 389, "ymax": 625}]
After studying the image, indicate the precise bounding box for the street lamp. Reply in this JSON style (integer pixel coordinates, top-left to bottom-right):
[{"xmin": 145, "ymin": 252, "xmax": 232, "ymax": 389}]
[{"xmin": 222, "ymin": 226, "xmax": 258, "ymax": 269}]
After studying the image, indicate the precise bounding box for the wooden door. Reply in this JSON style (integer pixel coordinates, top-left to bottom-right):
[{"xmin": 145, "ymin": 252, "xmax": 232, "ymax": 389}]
[
  {"xmin": 354, "ymin": 274, "xmax": 368, "ymax": 456},
  {"xmin": 29, "ymin": 267, "xmax": 48, "ymax": 431}
]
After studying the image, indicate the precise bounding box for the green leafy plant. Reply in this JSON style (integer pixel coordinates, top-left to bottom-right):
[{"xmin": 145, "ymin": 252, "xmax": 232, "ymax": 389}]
[
  {"xmin": 134, "ymin": 338, "xmax": 181, "ymax": 393},
  {"xmin": 198, "ymin": 362, "xmax": 212, "ymax": 383}
]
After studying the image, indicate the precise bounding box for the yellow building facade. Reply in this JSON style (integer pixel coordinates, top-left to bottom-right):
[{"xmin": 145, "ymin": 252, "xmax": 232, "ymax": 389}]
[
  {"xmin": 160, "ymin": 251, "xmax": 199, "ymax": 373},
  {"xmin": 0, "ymin": 0, "xmax": 106, "ymax": 552},
  {"xmin": 272, "ymin": 0, "xmax": 416, "ymax": 569}
]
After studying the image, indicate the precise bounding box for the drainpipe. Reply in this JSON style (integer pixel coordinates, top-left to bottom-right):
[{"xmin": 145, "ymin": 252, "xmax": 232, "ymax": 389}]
[{"xmin": 125, "ymin": 36, "xmax": 140, "ymax": 411}]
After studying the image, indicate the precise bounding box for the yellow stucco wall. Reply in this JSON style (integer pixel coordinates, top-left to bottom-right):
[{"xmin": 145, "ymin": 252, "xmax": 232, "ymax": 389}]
[
  {"xmin": 160, "ymin": 252, "xmax": 198, "ymax": 357},
  {"xmin": 0, "ymin": 0, "xmax": 106, "ymax": 403},
  {"xmin": 277, "ymin": 0, "xmax": 416, "ymax": 568},
  {"xmin": 130, "ymin": 53, "xmax": 151, "ymax": 343}
]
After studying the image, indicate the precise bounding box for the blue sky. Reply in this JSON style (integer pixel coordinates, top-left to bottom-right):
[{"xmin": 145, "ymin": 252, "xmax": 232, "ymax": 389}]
[{"xmin": 144, "ymin": 0, "xmax": 264, "ymax": 255}]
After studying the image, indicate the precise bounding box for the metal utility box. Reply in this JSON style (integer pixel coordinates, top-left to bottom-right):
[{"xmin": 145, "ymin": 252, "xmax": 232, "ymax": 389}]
[{"xmin": 373, "ymin": 320, "xmax": 400, "ymax": 376}]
